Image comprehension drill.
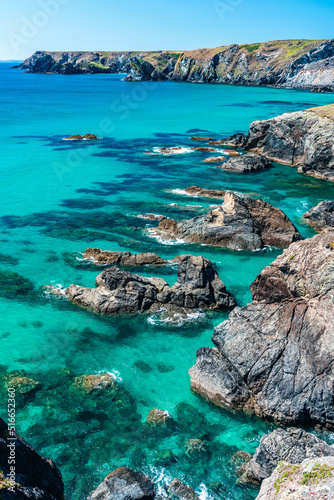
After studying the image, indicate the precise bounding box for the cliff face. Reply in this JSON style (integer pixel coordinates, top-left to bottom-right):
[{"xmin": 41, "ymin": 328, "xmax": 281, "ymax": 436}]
[{"xmin": 19, "ymin": 40, "xmax": 334, "ymax": 90}]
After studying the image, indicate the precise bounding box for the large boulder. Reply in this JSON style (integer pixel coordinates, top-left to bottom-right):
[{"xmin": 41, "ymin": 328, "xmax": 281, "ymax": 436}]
[
  {"xmin": 83, "ymin": 248, "xmax": 168, "ymax": 267},
  {"xmin": 66, "ymin": 255, "xmax": 235, "ymax": 316},
  {"xmin": 0, "ymin": 418, "xmax": 64, "ymax": 499},
  {"xmin": 168, "ymin": 478, "xmax": 199, "ymax": 500},
  {"xmin": 87, "ymin": 467, "xmax": 155, "ymax": 500},
  {"xmin": 250, "ymin": 428, "xmax": 334, "ymax": 482},
  {"xmin": 153, "ymin": 191, "xmax": 302, "ymax": 250},
  {"xmin": 217, "ymin": 153, "xmax": 272, "ymax": 173},
  {"xmin": 189, "ymin": 232, "xmax": 334, "ymax": 427},
  {"xmin": 303, "ymin": 200, "xmax": 334, "ymax": 232},
  {"xmin": 184, "ymin": 186, "xmax": 226, "ymax": 199},
  {"xmin": 244, "ymin": 107, "xmax": 334, "ymax": 181},
  {"xmin": 256, "ymin": 456, "xmax": 334, "ymax": 500}
]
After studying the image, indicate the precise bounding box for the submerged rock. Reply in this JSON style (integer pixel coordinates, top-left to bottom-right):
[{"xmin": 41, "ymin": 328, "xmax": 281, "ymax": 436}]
[
  {"xmin": 256, "ymin": 456, "xmax": 334, "ymax": 500},
  {"xmin": 146, "ymin": 408, "xmax": 171, "ymax": 427},
  {"xmin": 189, "ymin": 232, "xmax": 334, "ymax": 427},
  {"xmin": 66, "ymin": 255, "xmax": 235, "ymax": 316},
  {"xmin": 250, "ymin": 427, "xmax": 334, "ymax": 483},
  {"xmin": 83, "ymin": 248, "xmax": 168, "ymax": 267},
  {"xmin": 152, "ymin": 191, "xmax": 301, "ymax": 250},
  {"xmin": 0, "ymin": 418, "xmax": 64, "ymax": 499},
  {"xmin": 87, "ymin": 467, "xmax": 155, "ymax": 500},
  {"xmin": 73, "ymin": 373, "xmax": 118, "ymax": 395},
  {"xmin": 303, "ymin": 200, "xmax": 334, "ymax": 232},
  {"xmin": 168, "ymin": 478, "xmax": 199, "ymax": 500},
  {"xmin": 218, "ymin": 153, "xmax": 272, "ymax": 173},
  {"xmin": 184, "ymin": 186, "xmax": 226, "ymax": 198},
  {"xmin": 2, "ymin": 370, "xmax": 40, "ymax": 396}
]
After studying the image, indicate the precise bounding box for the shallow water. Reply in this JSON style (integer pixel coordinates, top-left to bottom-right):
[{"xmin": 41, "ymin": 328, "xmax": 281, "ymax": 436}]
[{"xmin": 1, "ymin": 63, "xmax": 334, "ymax": 499}]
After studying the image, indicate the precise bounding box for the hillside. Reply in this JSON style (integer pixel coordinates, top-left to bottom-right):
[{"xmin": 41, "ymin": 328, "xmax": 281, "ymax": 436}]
[{"xmin": 19, "ymin": 39, "xmax": 334, "ymax": 90}]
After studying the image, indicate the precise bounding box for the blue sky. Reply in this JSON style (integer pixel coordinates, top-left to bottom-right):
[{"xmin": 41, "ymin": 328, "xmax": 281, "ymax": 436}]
[{"xmin": 1, "ymin": 0, "xmax": 333, "ymax": 60}]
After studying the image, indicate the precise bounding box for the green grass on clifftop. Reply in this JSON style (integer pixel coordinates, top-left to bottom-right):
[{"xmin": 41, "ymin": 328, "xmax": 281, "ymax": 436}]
[{"xmin": 308, "ymin": 103, "xmax": 334, "ymax": 121}]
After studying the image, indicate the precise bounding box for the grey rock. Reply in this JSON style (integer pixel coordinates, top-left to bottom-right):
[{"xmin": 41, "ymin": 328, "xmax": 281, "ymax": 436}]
[
  {"xmin": 168, "ymin": 478, "xmax": 199, "ymax": 500},
  {"xmin": 87, "ymin": 467, "xmax": 155, "ymax": 500},
  {"xmin": 189, "ymin": 232, "xmax": 334, "ymax": 427},
  {"xmin": 153, "ymin": 191, "xmax": 302, "ymax": 250},
  {"xmin": 66, "ymin": 255, "xmax": 235, "ymax": 316},
  {"xmin": 250, "ymin": 427, "xmax": 334, "ymax": 481},
  {"xmin": 218, "ymin": 153, "xmax": 272, "ymax": 173},
  {"xmin": 303, "ymin": 200, "xmax": 334, "ymax": 231}
]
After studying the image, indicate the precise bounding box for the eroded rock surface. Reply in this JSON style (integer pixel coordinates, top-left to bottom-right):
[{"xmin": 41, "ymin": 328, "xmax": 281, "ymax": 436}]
[
  {"xmin": 184, "ymin": 186, "xmax": 226, "ymax": 199},
  {"xmin": 218, "ymin": 153, "xmax": 271, "ymax": 173},
  {"xmin": 153, "ymin": 191, "xmax": 301, "ymax": 250},
  {"xmin": 66, "ymin": 255, "xmax": 235, "ymax": 315},
  {"xmin": 83, "ymin": 248, "xmax": 168, "ymax": 267},
  {"xmin": 303, "ymin": 200, "xmax": 334, "ymax": 232},
  {"xmin": 168, "ymin": 478, "xmax": 199, "ymax": 500},
  {"xmin": 189, "ymin": 232, "xmax": 334, "ymax": 427},
  {"xmin": 87, "ymin": 467, "xmax": 155, "ymax": 500}
]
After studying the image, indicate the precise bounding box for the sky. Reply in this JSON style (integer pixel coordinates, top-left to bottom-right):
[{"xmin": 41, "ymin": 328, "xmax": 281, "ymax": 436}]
[{"xmin": 0, "ymin": 0, "xmax": 333, "ymax": 60}]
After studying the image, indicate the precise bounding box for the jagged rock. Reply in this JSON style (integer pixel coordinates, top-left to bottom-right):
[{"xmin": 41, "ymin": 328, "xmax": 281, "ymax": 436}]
[
  {"xmin": 250, "ymin": 427, "xmax": 334, "ymax": 482},
  {"xmin": 244, "ymin": 106, "xmax": 334, "ymax": 181},
  {"xmin": 303, "ymin": 201, "xmax": 334, "ymax": 232},
  {"xmin": 153, "ymin": 191, "xmax": 301, "ymax": 250},
  {"xmin": 87, "ymin": 467, "xmax": 155, "ymax": 500},
  {"xmin": 63, "ymin": 134, "xmax": 97, "ymax": 140},
  {"xmin": 184, "ymin": 186, "xmax": 226, "ymax": 198},
  {"xmin": 218, "ymin": 133, "xmax": 248, "ymax": 148},
  {"xmin": 146, "ymin": 408, "xmax": 171, "ymax": 427},
  {"xmin": 256, "ymin": 456, "xmax": 334, "ymax": 500},
  {"xmin": 73, "ymin": 373, "xmax": 118, "ymax": 395},
  {"xmin": 66, "ymin": 255, "xmax": 235, "ymax": 316},
  {"xmin": 225, "ymin": 150, "xmax": 241, "ymax": 156},
  {"xmin": 236, "ymin": 463, "xmax": 260, "ymax": 486},
  {"xmin": 230, "ymin": 450, "xmax": 253, "ymax": 466},
  {"xmin": 0, "ymin": 418, "xmax": 64, "ymax": 499},
  {"xmin": 218, "ymin": 153, "xmax": 272, "ymax": 173},
  {"xmin": 83, "ymin": 248, "xmax": 168, "ymax": 266},
  {"xmin": 189, "ymin": 232, "xmax": 334, "ymax": 427},
  {"xmin": 204, "ymin": 156, "xmax": 227, "ymax": 163},
  {"xmin": 168, "ymin": 478, "xmax": 199, "ymax": 500}
]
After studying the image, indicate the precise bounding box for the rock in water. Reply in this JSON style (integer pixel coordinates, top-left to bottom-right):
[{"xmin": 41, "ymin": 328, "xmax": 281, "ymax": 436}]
[
  {"xmin": 244, "ymin": 105, "xmax": 334, "ymax": 181},
  {"xmin": 217, "ymin": 153, "xmax": 272, "ymax": 173},
  {"xmin": 168, "ymin": 478, "xmax": 199, "ymax": 500},
  {"xmin": 250, "ymin": 428, "xmax": 334, "ymax": 482},
  {"xmin": 87, "ymin": 467, "xmax": 155, "ymax": 500},
  {"xmin": 303, "ymin": 200, "xmax": 334, "ymax": 232},
  {"xmin": 146, "ymin": 408, "xmax": 171, "ymax": 427},
  {"xmin": 66, "ymin": 255, "xmax": 235, "ymax": 316},
  {"xmin": 256, "ymin": 456, "xmax": 334, "ymax": 500},
  {"xmin": 153, "ymin": 191, "xmax": 301, "ymax": 250},
  {"xmin": 0, "ymin": 418, "xmax": 64, "ymax": 499},
  {"xmin": 83, "ymin": 248, "xmax": 168, "ymax": 266},
  {"xmin": 189, "ymin": 232, "xmax": 334, "ymax": 427},
  {"xmin": 184, "ymin": 186, "xmax": 226, "ymax": 198}
]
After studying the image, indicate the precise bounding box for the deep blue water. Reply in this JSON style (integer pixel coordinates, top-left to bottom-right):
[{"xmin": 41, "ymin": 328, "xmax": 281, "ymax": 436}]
[{"xmin": 1, "ymin": 62, "xmax": 334, "ymax": 499}]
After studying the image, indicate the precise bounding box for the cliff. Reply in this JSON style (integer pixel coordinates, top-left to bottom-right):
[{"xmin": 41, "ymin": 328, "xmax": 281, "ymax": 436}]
[{"xmin": 19, "ymin": 39, "xmax": 334, "ymax": 90}]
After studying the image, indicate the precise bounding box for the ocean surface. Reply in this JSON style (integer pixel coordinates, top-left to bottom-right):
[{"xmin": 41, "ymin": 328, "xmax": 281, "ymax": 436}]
[{"xmin": 1, "ymin": 62, "xmax": 334, "ymax": 499}]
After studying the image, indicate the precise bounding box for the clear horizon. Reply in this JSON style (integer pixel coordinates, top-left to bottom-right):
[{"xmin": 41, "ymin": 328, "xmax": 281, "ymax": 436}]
[{"xmin": 1, "ymin": 0, "xmax": 333, "ymax": 60}]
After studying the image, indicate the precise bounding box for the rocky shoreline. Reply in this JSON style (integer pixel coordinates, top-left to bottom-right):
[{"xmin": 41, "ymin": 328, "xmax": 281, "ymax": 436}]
[{"xmin": 19, "ymin": 39, "xmax": 334, "ymax": 91}]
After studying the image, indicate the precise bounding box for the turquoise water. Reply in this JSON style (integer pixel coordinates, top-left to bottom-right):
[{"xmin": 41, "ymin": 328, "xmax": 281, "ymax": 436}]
[{"xmin": 1, "ymin": 62, "xmax": 334, "ymax": 499}]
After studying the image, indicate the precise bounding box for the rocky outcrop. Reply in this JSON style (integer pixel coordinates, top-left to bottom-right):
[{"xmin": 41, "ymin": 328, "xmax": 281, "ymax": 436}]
[
  {"xmin": 256, "ymin": 456, "xmax": 334, "ymax": 500},
  {"xmin": 66, "ymin": 255, "xmax": 235, "ymax": 316},
  {"xmin": 303, "ymin": 200, "xmax": 334, "ymax": 231},
  {"xmin": 243, "ymin": 106, "xmax": 334, "ymax": 181},
  {"xmin": 0, "ymin": 418, "xmax": 64, "ymax": 499},
  {"xmin": 204, "ymin": 156, "xmax": 227, "ymax": 163},
  {"xmin": 250, "ymin": 428, "xmax": 334, "ymax": 482},
  {"xmin": 146, "ymin": 409, "xmax": 171, "ymax": 427},
  {"xmin": 218, "ymin": 153, "xmax": 272, "ymax": 173},
  {"xmin": 20, "ymin": 40, "xmax": 334, "ymax": 90},
  {"xmin": 184, "ymin": 186, "xmax": 226, "ymax": 199},
  {"xmin": 189, "ymin": 232, "xmax": 334, "ymax": 427},
  {"xmin": 63, "ymin": 133, "xmax": 97, "ymax": 140},
  {"xmin": 168, "ymin": 478, "xmax": 199, "ymax": 500},
  {"xmin": 87, "ymin": 467, "xmax": 155, "ymax": 500},
  {"xmin": 83, "ymin": 248, "xmax": 169, "ymax": 267},
  {"xmin": 153, "ymin": 191, "xmax": 302, "ymax": 250}
]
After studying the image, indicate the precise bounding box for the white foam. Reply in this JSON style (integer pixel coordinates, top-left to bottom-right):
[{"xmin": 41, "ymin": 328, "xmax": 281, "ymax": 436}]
[
  {"xmin": 148, "ymin": 309, "xmax": 206, "ymax": 327},
  {"xmin": 147, "ymin": 228, "xmax": 185, "ymax": 246},
  {"xmin": 168, "ymin": 188, "xmax": 198, "ymax": 197},
  {"xmin": 146, "ymin": 146, "xmax": 195, "ymax": 156}
]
